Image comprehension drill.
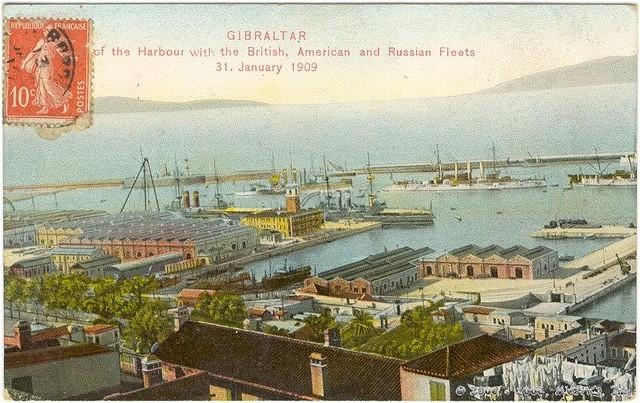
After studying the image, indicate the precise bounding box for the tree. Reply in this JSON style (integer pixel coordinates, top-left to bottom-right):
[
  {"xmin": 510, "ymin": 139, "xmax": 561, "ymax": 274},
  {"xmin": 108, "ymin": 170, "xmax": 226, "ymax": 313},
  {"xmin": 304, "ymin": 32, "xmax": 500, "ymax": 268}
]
[
  {"xmin": 5, "ymin": 275, "xmax": 26, "ymax": 319},
  {"xmin": 344, "ymin": 309, "xmax": 374, "ymax": 337},
  {"xmin": 302, "ymin": 309, "xmax": 335, "ymax": 342},
  {"xmin": 122, "ymin": 299, "xmax": 172, "ymax": 354},
  {"xmin": 192, "ymin": 293, "xmax": 247, "ymax": 327}
]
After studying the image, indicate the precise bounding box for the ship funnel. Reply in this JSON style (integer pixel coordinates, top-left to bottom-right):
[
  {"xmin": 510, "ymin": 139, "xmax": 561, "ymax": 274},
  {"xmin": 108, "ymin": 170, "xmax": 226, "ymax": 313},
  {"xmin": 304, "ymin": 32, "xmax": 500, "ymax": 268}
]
[
  {"xmin": 182, "ymin": 191, "xmax": 191, "ymax": 208},
  {"xmin": 454, "ymin": 161, "xmax": 458, "ymax": 180}
]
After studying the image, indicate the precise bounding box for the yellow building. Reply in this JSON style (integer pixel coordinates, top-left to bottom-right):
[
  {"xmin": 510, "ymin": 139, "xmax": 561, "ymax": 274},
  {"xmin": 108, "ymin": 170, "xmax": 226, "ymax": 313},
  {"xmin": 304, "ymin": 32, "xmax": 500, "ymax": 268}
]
[
  {"xmin": 50, "ymin": 245, "xmax": 105, "ymax": 274},
  {"xmin": 37, "ymin": 226, "xmax": 84, "ymax": 248},
  {"xmin": 241, "ymin": 209, "xmax": 324, "ymax": 238}
]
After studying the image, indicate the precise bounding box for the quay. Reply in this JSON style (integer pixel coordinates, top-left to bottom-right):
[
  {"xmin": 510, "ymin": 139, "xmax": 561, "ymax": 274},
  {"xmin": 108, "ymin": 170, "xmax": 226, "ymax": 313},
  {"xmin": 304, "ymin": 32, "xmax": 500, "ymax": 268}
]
[
  {"xmin": 531, "ymin": 225, "xmax": 637, "ymax": 240},
  {"xmin": 179, "ymin": 220, "xmax": 382, "ymax": 281},
  {"xmin": 5, "ymin": 151, "xmax": 634, "ymax": 193}
]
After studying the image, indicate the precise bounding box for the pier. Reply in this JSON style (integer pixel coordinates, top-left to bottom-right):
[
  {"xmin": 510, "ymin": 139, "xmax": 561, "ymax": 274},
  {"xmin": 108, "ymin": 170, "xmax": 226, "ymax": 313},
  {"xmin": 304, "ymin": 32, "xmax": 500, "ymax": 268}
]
[
  {"xmin": 531, "ymin": 225, "xmax": 637, "ymax": 240},
  {"xmin": 4, "ymin": 151, "xmax": 634, "ymax": 193}
]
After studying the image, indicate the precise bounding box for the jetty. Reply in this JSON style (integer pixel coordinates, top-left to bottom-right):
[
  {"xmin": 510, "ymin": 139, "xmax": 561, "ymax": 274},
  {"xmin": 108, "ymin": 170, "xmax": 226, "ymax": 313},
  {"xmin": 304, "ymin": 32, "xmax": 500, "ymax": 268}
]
[
  {"xmin": 531, "ymin": 225, "xmax": 636, "ymax": 239},
  {"xmin": 5, "ymin": 151, "xmax": 635, "ymax": 193}
]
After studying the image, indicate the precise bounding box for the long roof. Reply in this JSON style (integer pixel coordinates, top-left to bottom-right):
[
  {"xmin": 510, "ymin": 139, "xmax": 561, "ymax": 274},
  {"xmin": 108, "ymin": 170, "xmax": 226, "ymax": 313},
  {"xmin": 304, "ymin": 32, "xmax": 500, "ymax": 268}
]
[
  {"xmin": 5, "ymin": 344, "xmax": 113, "ymax": 369},
  {"xmin": 402, "ymin": 335, "xmax": 532, "ymax": 379},
  {"xmin": 319, "ymin": 246, "xmax": 433, "ymax": 282},
  {"xmin": 437, "ymin": 244, "xmax": 555, "ymax": 260},
  {"xmin": 10, "ymin": 255, "xmax": 52, "ymax": 268},
  {"xmin": 71, "ymin": 255, "xmax": 121, "ymax": 270},
  {"xmin": 155, "ymin": 321, "xmax": 404, "ymax": 400},
  {"xmin": 109, "ymin": 253, "xmax": 183, "ymax": 272}
]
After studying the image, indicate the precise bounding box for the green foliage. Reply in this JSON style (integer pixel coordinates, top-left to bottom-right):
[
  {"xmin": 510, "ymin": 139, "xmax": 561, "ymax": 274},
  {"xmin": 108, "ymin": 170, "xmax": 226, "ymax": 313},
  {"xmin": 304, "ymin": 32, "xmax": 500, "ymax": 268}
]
[
  {"xmin": 191, "ymin": 293, "xmax": 247, "ymax": 327},
  {"xmin": 343, "ymin": 309, "xmax": 375, "ymax": 337},
  {"xmin": 302, "ymin": 309, "xmax": 336, "ymax": 342},
  {"xmin": 357, "ymin": 303, "xmax": 463, "ymax": 359},
  {"xmin": 262, "ymin": 324, "xmax": 290, "ymax": 336},
  {"xmin": 122, "ymin": 299, "xmax": 172, "ymax": 354}
]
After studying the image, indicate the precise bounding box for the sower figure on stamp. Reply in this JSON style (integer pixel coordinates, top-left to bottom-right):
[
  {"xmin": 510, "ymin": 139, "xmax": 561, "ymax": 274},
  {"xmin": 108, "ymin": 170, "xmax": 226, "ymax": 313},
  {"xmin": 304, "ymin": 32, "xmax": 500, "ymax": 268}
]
[{"xmin": 20, "ymin": 25, "xmax": 71, "ymax": 114}]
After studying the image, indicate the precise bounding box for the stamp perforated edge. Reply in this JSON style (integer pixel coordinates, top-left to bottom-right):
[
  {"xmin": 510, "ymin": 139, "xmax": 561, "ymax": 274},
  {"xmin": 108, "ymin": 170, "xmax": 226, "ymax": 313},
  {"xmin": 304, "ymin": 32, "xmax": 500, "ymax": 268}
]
[{"xmin": 2, "ymin": 17, "xmax": 94, "ymax": 133}]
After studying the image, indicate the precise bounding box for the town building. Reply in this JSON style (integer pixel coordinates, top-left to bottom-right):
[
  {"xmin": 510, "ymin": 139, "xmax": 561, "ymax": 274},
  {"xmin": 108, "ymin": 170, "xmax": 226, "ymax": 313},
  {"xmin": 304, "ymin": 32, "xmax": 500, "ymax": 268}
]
[
  {"xmin": 4, "ymin": 321, "xmax": 70, "ymax": 353},
  {"xmin": 50, "ymin": 245, "xmax": 104, "ymax": 274},
  {"xmin": 151, "ymin": 321, "xmax": 404, "ymax": 400},
  {"xmin": 4, "ymin": 344, "xmax": 121, "ymax": 399},
  {"xmin": 418, "ymin": 244, "xmax": 559, "ymax": 280},
  {"xmin": 4, "ymin": 224, "xmax": 37, "ymax": 249},
  {"xmin": 607, "ymin": 331, "xmax": 636, "ymax": 368},
  {"xmin": 69, "ymin": 255, "xmax": 121, "ymax": 278},
  {"xmin": 301, "ymin": 246, "xmax": 433, "ymax": 297},
  {"xmin": 103, "ymin": 253, "xmax": 184, "ymax": 279},
  {"xmin": 400, "ymin": 334, "xmax": 532, "ymax": 400},
  {"xmin": 8, "ymin": 255, "xmax": 55, "ymax": 279},
  {"xmin": 4, "ymin": 210, "xmax": 108, "ymax": 249},
  {"xmin": 37, "ymin": 211, "xmax": 258, "ymax": 263},
  {"xmin": 534, "ymin": 314, "xmax": 584, "ymax": 341},
  {"xmin": 240, "ymin": 178, "xmax": 324, "ymax": 238},
  {"xmin": 85, "ymin": 324, "xmax": 120, "ymax": 347},
  {"xmin": 535, "ymin": 332, "xmax": 609, "ymax": 365},
  {"xmin": 176, "ymin": 288, "xmax": 217, "ymax": 307}
]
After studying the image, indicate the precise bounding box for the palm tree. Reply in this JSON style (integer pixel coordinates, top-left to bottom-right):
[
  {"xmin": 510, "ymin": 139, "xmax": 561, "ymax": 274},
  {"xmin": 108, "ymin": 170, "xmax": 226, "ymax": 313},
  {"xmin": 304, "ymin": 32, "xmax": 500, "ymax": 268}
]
[{"xmin": 345, "ymin": 309, "xmax": 374, "ymax": 337}]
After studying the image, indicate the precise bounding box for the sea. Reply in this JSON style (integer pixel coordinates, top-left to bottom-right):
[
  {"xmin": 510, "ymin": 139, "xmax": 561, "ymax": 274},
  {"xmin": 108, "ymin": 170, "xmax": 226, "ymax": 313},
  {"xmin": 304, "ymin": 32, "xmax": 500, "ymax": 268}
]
[{"xmin": 3, "ymin": 83, "xmax": 637, "ymax": 323}]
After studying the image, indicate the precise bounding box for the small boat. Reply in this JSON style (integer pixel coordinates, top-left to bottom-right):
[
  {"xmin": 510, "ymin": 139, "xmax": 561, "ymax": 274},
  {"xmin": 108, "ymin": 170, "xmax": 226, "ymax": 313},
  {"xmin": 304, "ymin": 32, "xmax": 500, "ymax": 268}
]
[
  {"xmin": 496, "ymin": 211, "xmax": 503, "ymax": 215},
  {"xmin": 559, "ymin": 255, "xmax": 575, "ymax": 262},
  {"xmin": 454, "ymin": 215, "xmax": 462, "ymax": 222}
]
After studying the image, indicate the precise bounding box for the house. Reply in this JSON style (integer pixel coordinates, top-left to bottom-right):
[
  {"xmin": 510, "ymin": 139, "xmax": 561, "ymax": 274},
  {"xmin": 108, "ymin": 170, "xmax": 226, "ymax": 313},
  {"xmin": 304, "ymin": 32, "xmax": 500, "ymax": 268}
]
[
  {"xmin": 151, "ymin": 321, "xmax": 404, "ymax": 400},
  {"xmin": 535, "ymin": 332, "xmax": 609, "ymax": 365},
  {"xmin": 69, "ymin": 255, "xmax": 121, "ymax": 278},
  {"xmin": 176, "ymin": 288, "xmax": 217, "ymax": 307},
  {"xmin": 8, "ymin": 255, "xmax": 55, "ymax": 279},
  {"xmin": 590, "ymin": 319, "xmax": 627, "ymax": 336},
  {"xmin": 400, "ymin": 335, "xmax": 532, "ymax": 400},
  {"xmin": 608, "ymin": 331, "xmax": 636, "ymax": 368},
  {"xmin": 418, "ymin": 244, "xmax": 559, "ymax": 280},
  {"xmin": 50, "ymin": 245, "xmax": 104, "ymax": 274},
  {"xmin": 534, "ymin": 314, "xmax": 583, "ymax": 341},
  {"xmin": 461, "ymin": 305, "xmax": 495, "ymax": 324},
  {"xmin": 4, "ymin": 344, "xmax": 121, "ymax": 399},
  {"xmin": 85, "ymin": 324, "xmax": 120, "ymax": 347},
  {"xmin": 4, "ymin": 321, "xmax": 70, "ymax": 353}
]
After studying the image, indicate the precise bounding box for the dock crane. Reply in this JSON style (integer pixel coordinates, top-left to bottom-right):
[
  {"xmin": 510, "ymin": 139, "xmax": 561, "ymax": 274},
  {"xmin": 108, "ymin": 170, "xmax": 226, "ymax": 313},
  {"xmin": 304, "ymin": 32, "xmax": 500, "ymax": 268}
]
[{"xmin": 616, "ymin": 254, "xmax": 631, "ymax": 275}]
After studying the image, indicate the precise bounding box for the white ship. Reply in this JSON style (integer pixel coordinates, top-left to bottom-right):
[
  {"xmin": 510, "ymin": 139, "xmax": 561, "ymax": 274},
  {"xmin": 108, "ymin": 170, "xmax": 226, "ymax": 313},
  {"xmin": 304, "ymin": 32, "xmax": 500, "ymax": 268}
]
[
  {"xmin": 383, "ymin": 145, "xmax": 547, "ymax": 192},
  {"xmin": 568, "ymin": 154, "xmax": 636, "ymax": 187}
]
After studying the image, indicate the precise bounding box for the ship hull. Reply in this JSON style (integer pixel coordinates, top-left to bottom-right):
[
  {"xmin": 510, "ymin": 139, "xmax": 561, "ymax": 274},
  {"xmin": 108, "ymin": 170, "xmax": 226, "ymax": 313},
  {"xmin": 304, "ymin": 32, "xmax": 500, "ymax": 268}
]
[{"xmin": 383, "ymin": 180, "xmax": 547, "ymax": 192}]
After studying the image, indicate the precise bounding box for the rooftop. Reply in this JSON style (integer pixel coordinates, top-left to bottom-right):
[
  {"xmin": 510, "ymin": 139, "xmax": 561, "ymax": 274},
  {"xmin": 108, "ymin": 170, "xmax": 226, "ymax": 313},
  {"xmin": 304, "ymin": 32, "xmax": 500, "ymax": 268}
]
[
  {"xmin": 318, "ymin": 246, "xmax": 433, "ymax": 282},
  {"xmin": 155, "ymin": 321, "xmax": 404, "ymax": 400},
  {"xmin": 402, "ymin": 335, "xmax": 532, "ymax": 379},
  {"xmin": 105, "ymin": 371, "xmax": 210, "ymax": 400},
  {"xmin": 535, "ymin": 333, "xmax": 590, "ymax": 357},
  {"xmin": 109, "ymin": 253, "xmax": 183, "ymax": 272},
  {"xmin": 50, "ymin": 245, "xmax": 103, "ymax": 256},
  {"xmin": 609, "ymin": 331, "xmax": 636, "ymax": 349},
  {"xmin": 10, "ymin": 255, "xmax": 52, "ymax": 268},
  {"xmin": 176, "ymin": 288, "xmax": 216, "ymax": 301},
  {"xmin": 249, "ymin": 208, "xmax": 323, "ymax": 219},
  {"xmin": 461, "ymin": 305, "xmax": 495, "ymax": 315},
  {"xmin": 5, "ymin": 344, "xmax": 113, "ymax": 369},
  {"xmin": 85, "ymin": 324, "xmax": 118, "ymax": 335}
]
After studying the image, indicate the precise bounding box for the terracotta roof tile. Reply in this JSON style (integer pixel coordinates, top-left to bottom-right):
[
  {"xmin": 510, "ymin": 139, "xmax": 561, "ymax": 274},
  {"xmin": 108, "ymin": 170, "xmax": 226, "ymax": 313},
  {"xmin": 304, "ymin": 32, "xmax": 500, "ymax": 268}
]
[
  {"xmin": 84, "ymin": 324, "xmax": 118, "ymax": 335},
  {"xmin": 177, "ymin": 289, "xmax": 216, "ymax": 301},
  {"xmin": 156, "ymin": 321, "xmax": 403, "ymax": 400},
  {"xmin": 105, "ymin": 371, "xmax": 210, "ymax": 400},
  {"xmin": 31, "ymin": 326, "xmax": 70, "ymax": 342},
  {"xmin": 462, "ymin": 305, "xmax": 495, "ymax": 315},
  {"xmin": 402, "ymin": 335, "xmax": 532, "ymax": 379},
  {"xmin": 609, "ymin": 331, "xmax": 636, "ymax": 349}
]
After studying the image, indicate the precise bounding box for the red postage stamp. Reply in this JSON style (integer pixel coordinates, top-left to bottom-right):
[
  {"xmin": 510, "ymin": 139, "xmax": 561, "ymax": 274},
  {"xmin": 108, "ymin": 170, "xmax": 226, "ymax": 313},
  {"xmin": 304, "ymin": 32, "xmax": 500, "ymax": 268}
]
[{"xmin": 4, "ymin": 18, "xmax": 92, "ymax": 127}]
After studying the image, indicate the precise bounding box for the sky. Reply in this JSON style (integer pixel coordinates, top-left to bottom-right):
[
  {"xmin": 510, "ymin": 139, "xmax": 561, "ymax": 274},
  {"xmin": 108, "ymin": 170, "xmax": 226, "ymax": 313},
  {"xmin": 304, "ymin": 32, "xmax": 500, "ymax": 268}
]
[{"xmin": 4, "ymin": 4, "xmax": 637, "ymax": 104}]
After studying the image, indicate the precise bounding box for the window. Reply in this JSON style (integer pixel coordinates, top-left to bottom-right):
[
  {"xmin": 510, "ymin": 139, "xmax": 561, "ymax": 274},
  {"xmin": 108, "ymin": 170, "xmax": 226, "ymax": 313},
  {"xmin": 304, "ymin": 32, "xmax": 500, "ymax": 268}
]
[{"xmin": 429, "ymin": 381, "xmax": 446, "ymax": 401}]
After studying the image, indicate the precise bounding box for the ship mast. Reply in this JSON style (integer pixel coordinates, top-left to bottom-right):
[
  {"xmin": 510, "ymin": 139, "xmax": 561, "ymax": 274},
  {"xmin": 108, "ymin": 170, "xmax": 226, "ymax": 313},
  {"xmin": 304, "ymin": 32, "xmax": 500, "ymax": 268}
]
[
  {"xmin": 491, "ymin": 142, "xmax": 498, "ymax": 175},
  {"xmin": 121, "ymin": 156, "xmax": 160, "ymax": 213},
  {"xmin": 436, "ymin": 144, "xmax": 443, "ymax": 182},
  {"xmin": 323, "ymin": 155, "xmax": 332, "ymax": 210},
  {"xmin": 367, "ymin": 152, "xmax": 376, "ymax": 208},
  {"xmin": 213, "ymin": 158, "xmax": 223, "ymax": 208}
]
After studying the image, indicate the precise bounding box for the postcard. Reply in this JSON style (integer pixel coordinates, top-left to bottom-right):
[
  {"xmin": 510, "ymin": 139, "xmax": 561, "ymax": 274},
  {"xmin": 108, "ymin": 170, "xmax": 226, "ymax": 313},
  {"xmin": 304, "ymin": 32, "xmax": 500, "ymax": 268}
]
[{"xmin": 2, "ymin": 3, "xmax": 637, "ymax": 401}]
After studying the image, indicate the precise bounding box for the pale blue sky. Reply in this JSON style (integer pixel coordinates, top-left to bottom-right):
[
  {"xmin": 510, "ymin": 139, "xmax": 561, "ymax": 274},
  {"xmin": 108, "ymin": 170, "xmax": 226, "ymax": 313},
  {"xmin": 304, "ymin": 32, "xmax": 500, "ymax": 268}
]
[{"xmin": 4, "ymin": 4, "xmax": 637, "ymax": 103}]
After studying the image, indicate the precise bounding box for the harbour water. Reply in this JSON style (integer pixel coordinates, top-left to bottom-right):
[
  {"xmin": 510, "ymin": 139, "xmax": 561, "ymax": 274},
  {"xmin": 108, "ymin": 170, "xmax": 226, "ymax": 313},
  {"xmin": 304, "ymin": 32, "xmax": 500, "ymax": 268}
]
[{"xmin": 3, "ymin": 83, "xmax": 637, "ymax": 322}]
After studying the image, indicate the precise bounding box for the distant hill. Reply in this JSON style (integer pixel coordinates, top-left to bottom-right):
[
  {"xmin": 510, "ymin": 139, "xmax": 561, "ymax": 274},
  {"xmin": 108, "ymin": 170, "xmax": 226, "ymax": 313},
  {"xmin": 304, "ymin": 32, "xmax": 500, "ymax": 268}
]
[
  {"xmin": 478, "ymin": 55, "xmax": 637, "ymax": 95},
  {"xmin": 94, "ymin": 96, "xmax": 267, "ymax": 113}
]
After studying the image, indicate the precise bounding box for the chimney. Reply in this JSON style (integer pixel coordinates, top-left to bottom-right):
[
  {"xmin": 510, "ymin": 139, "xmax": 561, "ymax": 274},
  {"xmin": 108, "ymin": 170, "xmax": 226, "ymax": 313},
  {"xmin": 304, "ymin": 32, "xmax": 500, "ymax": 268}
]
[
  {"xmin": 182, "ymin": 191, "xmax": 190, "ymax": 208},
  {"xmin": 14, "ymin": 321, "xmax": 32, "ymax": 350},
  {"xmin": 309, "ymin": 352, "xmax": 330, "ymax": 398},
  {"xmin": 173, "ymin": 306, "xmax": 189, "ymax": 332},
  {"xmin": 192, "ymin": 191, "xmax": 200, "ymax": 208},
  {"xmin": 142, "ymin": 356, "xmax": 163, "ymax": 388},
  {"xmin": 323, "ymin": 328, "xmax": 341, "ymax": 348}
]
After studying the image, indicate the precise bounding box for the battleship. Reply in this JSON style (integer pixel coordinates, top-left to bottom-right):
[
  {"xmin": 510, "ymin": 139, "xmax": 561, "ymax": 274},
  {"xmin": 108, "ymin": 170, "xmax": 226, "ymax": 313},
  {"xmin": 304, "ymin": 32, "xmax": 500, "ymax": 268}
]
[
  {"xmin": 123, "ymin": 158, "xmax": 205, "ymax": 189},
  {"xmin": 568, "ymin": 154, "xmax": 637, "ymax": 187},
  {"xmin": 384, "ymin": 145, "xmax": 546, "ymax": 192}
]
